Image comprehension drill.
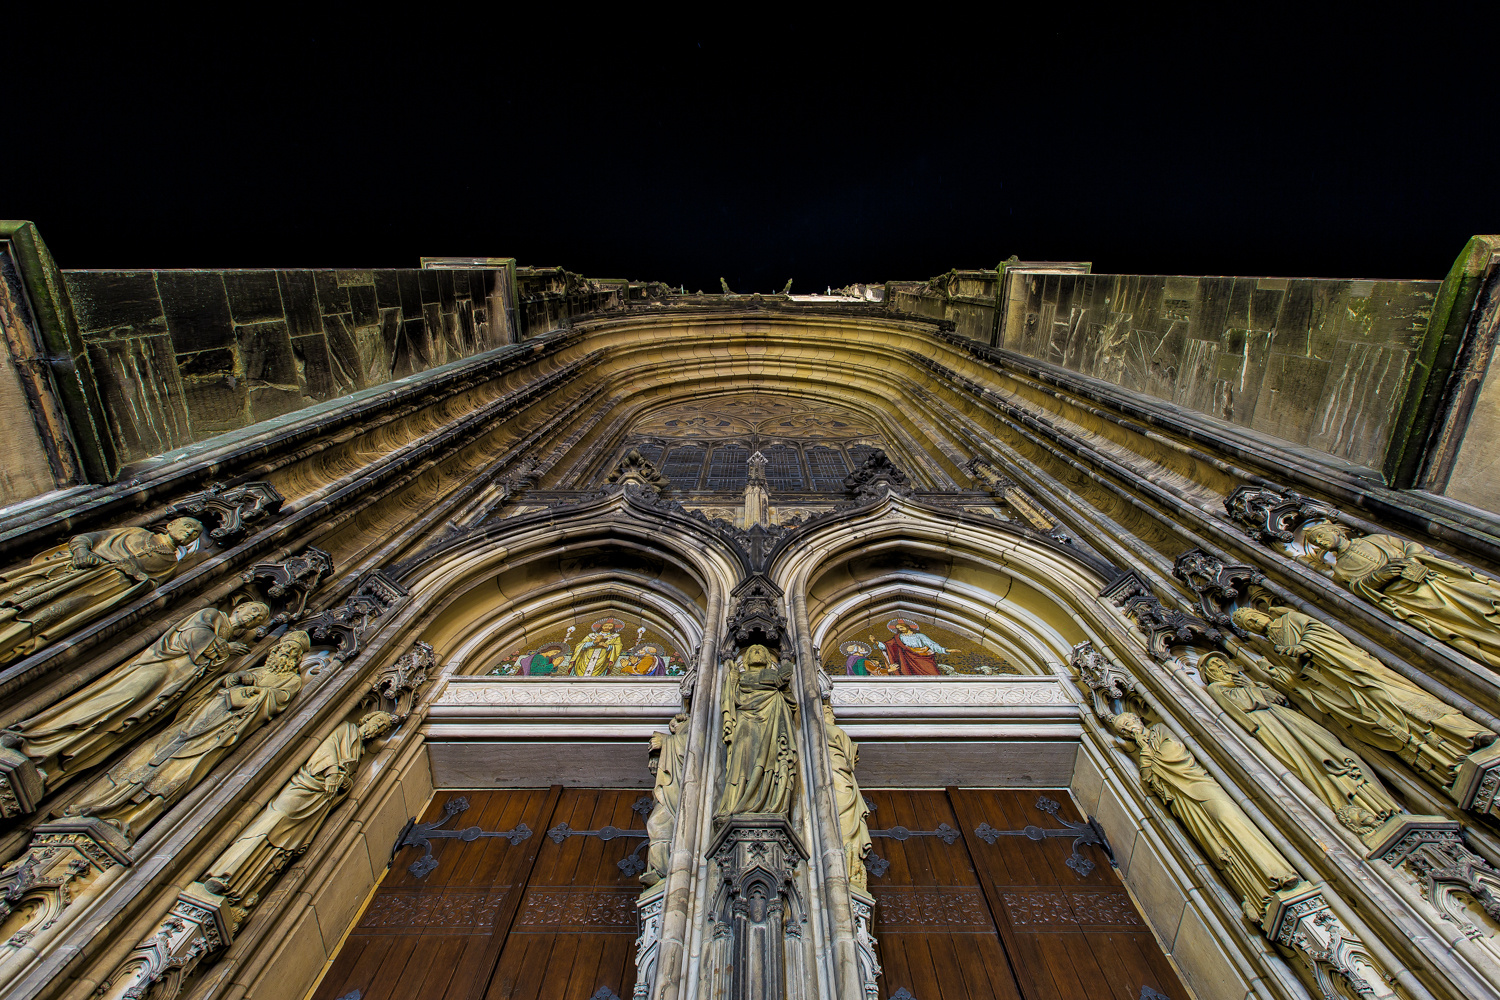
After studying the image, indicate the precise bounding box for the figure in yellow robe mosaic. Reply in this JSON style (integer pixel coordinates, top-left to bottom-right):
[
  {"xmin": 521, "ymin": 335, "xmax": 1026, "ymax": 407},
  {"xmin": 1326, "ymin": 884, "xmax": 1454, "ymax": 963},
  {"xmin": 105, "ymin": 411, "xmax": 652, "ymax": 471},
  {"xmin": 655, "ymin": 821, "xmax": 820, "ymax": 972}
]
[
  {"xmin": 573, "ymin": 618, "xmax": 624, "ymax": 676},
  {"xmin": 0, "ymin": 517, "xmax": 204, "ymax": 666},
  {"xmin": 65, "ymin": 631, "xmax": 309, "ymax": 840},
  {"xmin": 716, "ymin": 644, "xmax": 797, "ymax": 822}
]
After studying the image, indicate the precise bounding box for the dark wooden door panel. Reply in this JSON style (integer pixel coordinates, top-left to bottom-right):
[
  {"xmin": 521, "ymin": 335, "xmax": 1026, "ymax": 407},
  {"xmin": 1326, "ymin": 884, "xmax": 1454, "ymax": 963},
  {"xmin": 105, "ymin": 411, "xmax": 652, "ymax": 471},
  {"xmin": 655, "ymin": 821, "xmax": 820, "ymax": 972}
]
[
  {"xmin": 864, "ymin": 789, "xmax": 1024, "ymax": 1000},
  {"xmin": 485, "ymin": 788, "xmax": 646, "ymax": 1000},
  {"xmin": 949, "ymin": 788, "xmax": 1188, "ymax": 1000}
]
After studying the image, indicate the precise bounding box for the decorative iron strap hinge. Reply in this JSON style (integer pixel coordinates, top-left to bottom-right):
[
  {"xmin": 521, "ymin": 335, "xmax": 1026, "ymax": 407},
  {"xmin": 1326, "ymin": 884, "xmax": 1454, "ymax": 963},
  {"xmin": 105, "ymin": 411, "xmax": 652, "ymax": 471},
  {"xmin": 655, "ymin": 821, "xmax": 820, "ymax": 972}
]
[
  {"xmin": 546, "ymin": 796, "xmax": 654, "ymax": 876},
  {"xmin": 864, "ymin": 820, "xmax": 960, "ymax": 879},
  {"xmin": 395, "ymin": 796, "xmax": 533, "ymax": 878},
  {"xmin": 973, "ymin": 795, "xmax": 1113, "ymax": 878}
]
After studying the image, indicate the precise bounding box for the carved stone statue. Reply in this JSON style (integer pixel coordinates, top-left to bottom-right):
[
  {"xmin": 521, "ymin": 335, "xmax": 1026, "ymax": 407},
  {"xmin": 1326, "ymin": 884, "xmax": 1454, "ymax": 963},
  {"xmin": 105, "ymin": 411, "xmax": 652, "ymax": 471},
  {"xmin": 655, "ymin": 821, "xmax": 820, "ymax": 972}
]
[
  {"xmin": 1109, "ymin": 712, "xmax": 1301, "ymax": 919},
  {"xmin": 823, "ymin": 703, "xmax": 873, "ymax": 890},
  {"xmin": 0, "ymin": 518, "xmax": 205, "ymax": 666},
  {"xmin": 1201, "ymin": 654, "xmax": 1400, "ymax": 836},
  {"xmin": 202, "ymin": 710, "xmax": 396, "ymax": 906},
  {"xmin": 643, "ymin": 712, "xmax": 689, "ymax": 886},
  {"xmin": 6, "ymin": 602, "xmax": 270, "ymax": 791},
  {"xmin": 64, "ymin": 631, "xmax": 309, "ymax": 840},
  {"xmin": 1232, "ymin": 607, "xmax": 1493, "ymax": 786},
  {"xmin": 715, "ymin": 644, "xmax": 797, "ymax": 822},
  {"xmin": 1305, "ymin": 522, "xmax": 1500, "ymax": 669}
]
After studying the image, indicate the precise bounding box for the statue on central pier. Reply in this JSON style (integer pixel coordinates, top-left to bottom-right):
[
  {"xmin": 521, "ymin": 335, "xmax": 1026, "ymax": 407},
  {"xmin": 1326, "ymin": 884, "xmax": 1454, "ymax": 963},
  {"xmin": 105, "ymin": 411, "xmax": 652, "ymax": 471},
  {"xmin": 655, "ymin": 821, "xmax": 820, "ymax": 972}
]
[{"xmin": 716, "ymin": 643, "xmax": 798, "ymax": 823}]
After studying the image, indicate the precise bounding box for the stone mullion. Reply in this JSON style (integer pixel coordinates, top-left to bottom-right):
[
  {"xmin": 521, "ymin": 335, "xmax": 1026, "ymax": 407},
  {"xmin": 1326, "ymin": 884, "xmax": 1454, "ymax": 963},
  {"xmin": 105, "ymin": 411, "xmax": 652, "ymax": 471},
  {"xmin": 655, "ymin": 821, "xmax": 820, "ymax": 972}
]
[
  {"xmin": 789, "ymin": 589, "xmax": 861, "ymax": 1000},
  {"xmin": 1109, "ymin": 651, "xmax": 1489, "ymax": 1000},
  {"xmin": 937, "ymin": 360, "xmax": 1500, "ymax": 726}
]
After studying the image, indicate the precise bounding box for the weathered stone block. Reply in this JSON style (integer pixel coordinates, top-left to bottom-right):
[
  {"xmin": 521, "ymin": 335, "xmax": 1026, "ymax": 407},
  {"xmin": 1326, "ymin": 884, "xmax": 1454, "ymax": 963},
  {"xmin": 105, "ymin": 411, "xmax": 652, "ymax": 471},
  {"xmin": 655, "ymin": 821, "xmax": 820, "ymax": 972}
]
[
  {"xmin": 223, "ymin": 270, "xmax": 285, "ymax": 324},
  {"xmin": 158, "ymin": 270, "xmax": 233, "ymax": 352},
  {"xmin": 66, "ymin": 271, "xmax": 164, "ymax": 332},
  {"xmin": 277, "ymin": 270, "xmax": 321, "ymax": 337}
]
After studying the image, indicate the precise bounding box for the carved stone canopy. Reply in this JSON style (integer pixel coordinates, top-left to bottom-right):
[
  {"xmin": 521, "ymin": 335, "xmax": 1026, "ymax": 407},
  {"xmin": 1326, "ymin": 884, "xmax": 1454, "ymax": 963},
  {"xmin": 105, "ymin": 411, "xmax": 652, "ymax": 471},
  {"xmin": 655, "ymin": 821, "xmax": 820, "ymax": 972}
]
[
  {"xmin": 1122, "ymin": 594, "xmax": 1224, "ymax": 661},
  {"xmin": 298, "ymin": 570, "xmax": 410, "ymax": 663},
  {"xmin": 1172, "ymin": 548, "xmax": 1263, "ymax": 632},
  {"xmin": 164, "ymin": 482, "xmax": 285, "ymax": 544},
  {"xmin": 724, "ymin": 575, "xmax": 788, "ymax": 653},
  {"xmin": 250, "ymin": 546, "xmax": 335, "ymax": 632},
  {"xmin": 1224, "ymin": 485, "xmax": 1340, "ymax": 545}
]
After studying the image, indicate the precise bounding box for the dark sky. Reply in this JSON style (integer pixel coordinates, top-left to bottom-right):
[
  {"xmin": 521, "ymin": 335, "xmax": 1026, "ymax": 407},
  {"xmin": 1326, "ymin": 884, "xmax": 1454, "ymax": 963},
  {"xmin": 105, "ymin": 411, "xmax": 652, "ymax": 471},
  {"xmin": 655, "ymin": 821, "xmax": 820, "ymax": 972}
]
[{"xmin": 7, "ymin": 14, "xmax": 1498, "ymax": 291}]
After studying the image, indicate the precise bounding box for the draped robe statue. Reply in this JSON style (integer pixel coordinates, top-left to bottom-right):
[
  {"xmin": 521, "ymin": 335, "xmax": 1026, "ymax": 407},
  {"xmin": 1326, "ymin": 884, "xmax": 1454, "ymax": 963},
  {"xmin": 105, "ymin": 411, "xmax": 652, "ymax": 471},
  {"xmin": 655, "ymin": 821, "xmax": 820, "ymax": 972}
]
[
  {"xmin": 1306, "ymin": 522, "xmax": 1500, "ymax": 669},
  {"xmin": 1233, "ymin": 607, "xmax": 1493, "ymax": 786},
  {"xmin": 8, "ymin": 602, "xmax": 270, "ymax": 789},
  {"xmin": 65, "ymin": 631, "xmax": 309, "ymax": 840},
  {"xmin": 643, "ymin": 712, "xmax": 689, "ymax": 886},
  {"xmin": 1110, "ymin": 712, "xmax": 1301, "ymax": 920},
  {"xmin": 823, "ymin": 703, "xmax": 873, "ymax": 889},
  {"xmin": 716, "ymin": 645, "xmax": 797, "ymax": 822},
  {"xmin": 0, "ymin": 518, "xmax": 204, "ymax": 666},
  {"xmin": 1202, "ymin": 654, "xmax": 1400, "ymax": 836},
  {"xmin": 202, "ymin": 711, "xmax": 396, "ymax": 906}
]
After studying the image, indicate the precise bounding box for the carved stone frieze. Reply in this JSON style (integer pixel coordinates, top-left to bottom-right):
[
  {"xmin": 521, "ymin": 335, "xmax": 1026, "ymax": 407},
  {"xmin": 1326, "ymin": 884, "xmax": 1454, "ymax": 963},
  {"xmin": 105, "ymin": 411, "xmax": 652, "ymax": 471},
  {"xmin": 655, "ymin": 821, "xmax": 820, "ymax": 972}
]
[
  {"xmin": 164, "ymin": 481, "xmax": 285, "ymax": 544},
  {"xmin": 1223, "ymin": 485, "xmax": 1339, "ymax": 545},
  {"xmin": 249, "ymin": 545, "xmax": 334, "ymax": 630},
  {"xmin": 1453, "ymin": 743, "xmax": 1500, "ymax": 819},
  {"xmin": 1171, "ymin": 548, "xmax": 1263, "ymax": 630},
  {"xmin": 298, "ymin": 570, "xmax": 410, "ymax": 664}
]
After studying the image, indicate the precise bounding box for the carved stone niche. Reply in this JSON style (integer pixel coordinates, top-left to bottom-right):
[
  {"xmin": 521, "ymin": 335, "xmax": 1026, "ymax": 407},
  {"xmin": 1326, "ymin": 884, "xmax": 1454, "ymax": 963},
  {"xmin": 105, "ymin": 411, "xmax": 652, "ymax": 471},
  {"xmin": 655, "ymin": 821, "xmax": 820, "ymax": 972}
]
[
  {"xmin": 247, "ymin": 545, "xmax": 335, "ymax": 631},
  {"xmin": 1224, "ymin": 485, "xmax": 1340, "ymax": 546},
  {"xmin": 163, "ymin": 482, "xmax": 285, "ymax": 545},
  {"xmin": 1119, "ymin": 593, "xmax": 1223, "ymax": 662},
  {"xmin": 1363, "ymin": 814, "xmax": 1500, "ymax": 933},
  {"xmin": 297, "ymin": 570, "xmax": 410, "ymax": 665},
  {"xmin": 1172, "ymin": 548, "xmax": 1265, "ymax": 632},
  {"xmin": 0, "ymin": 817, "xmax": 131, "ymax": 964},
  {"xmin": 707, "ymin": 815, "xmax": 809, "ymax": 1000},
  {"xmin": 724, "ymin": 575, "xmax": 788, "ymax": 654}
]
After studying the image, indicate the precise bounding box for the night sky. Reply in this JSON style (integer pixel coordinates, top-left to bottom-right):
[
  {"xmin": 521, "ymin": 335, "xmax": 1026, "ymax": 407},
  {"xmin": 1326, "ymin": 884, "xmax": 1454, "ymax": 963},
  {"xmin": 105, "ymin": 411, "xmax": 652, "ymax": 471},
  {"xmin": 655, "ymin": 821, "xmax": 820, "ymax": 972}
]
[{"xmin": 8, "ymin": 14, "xmax": 1497, "ymax": 291}]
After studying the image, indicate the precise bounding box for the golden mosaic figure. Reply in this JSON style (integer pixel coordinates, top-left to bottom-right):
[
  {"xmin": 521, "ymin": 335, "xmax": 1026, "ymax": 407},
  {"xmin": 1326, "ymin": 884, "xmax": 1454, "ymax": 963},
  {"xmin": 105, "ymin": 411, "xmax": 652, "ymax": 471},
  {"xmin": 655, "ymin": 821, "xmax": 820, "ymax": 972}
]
[{"xmin": 0, "ymin": 517, "xmax": 204, "ymax": 666}]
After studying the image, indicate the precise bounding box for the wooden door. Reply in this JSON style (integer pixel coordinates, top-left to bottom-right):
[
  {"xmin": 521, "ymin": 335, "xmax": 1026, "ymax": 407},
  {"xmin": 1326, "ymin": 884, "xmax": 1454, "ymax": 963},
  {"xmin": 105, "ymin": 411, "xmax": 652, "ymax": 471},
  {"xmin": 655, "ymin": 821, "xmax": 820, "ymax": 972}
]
[
  {"xmin": 311, "ymin": 787, "xmax": 648, "ymax": 1000},
  {"xmin": 863, "ymin": 790, "xmax": 1025, "ymax": 1000},
  {"xmin": 863, "ymin": 788, "xmax": 1188, "ymax": 1000},
  {"xmin": 950, "ymin": 789, "xmax": 1185, "ymax": 1000}
]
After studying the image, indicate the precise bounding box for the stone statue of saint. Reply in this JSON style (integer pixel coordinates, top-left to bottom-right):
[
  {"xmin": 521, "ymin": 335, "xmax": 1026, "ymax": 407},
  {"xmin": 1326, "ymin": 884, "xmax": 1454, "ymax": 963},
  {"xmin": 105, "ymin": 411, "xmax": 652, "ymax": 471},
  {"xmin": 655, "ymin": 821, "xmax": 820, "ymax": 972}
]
[
  {"xmin": 823, "ymin": 703, "xmax": 873, "ymax": 889},
  {"xmin": 1305, "ymin": 522, "xmax": 1500, "ymax": 669},
  {"xmin": 6, "ymin": 602, "xmax": 271, "ymax": 791},
  {"xmin": 642, "ymin": 712, "xmax": 689, "ymax": 886},
  {"xmin": 1110, "ymin": 712, "xmax": 1301, "ymax": 920},
  {"xmin": 0, "ymin": 518, "xmax": 205, "ymax": 666},
  {"xmin": 64, "ymin": 631, "xmax": 309, "ymax": 840},
  {"xmin": 1201, "ymin": 654, "xmax": 1400, "ymax": 836},
  {"xmin": 715, "ymin": 644, "xmax": 797, "ymax": 822},
  {"xmin": 1232, "ymin": 607, "xmax": 1493, "ymax": 786},
  {"xmin": 202, "ymin": 710, "xmax": 397, "ymax": 907}
]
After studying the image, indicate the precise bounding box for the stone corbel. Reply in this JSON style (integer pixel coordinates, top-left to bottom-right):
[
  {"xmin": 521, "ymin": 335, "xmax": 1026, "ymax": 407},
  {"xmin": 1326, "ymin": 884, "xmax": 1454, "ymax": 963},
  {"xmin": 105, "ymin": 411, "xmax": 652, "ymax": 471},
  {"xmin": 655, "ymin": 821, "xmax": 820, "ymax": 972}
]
[
  {"xmin": 633, "ymin": 880, "xmax": 666, "ymax": 1000},
  {"xmin": 92, "ymin": 884, "xmax": 231, "ymax": 1000},
  {"xmin": 163, "ymin": 482, "xmax": 285, "ymax": 545},
  {"xmin": 849, "ymin": 887, "xmax": 881, "ymax": 1000},
  {"xmin": 1263, "ymin": 885, "xmax": 1400, "ymax": 1000},
  {"xmin": 1363, "ymin": 814, "xmax": 1500, "ymax": 934},
  {"xmin": 1224, "ymin": 485, "xmax": 1339, "ymax": 545},
  {"xmin": 1452, "ymin": 743, "xmax": 1500, "ymax": 820}
]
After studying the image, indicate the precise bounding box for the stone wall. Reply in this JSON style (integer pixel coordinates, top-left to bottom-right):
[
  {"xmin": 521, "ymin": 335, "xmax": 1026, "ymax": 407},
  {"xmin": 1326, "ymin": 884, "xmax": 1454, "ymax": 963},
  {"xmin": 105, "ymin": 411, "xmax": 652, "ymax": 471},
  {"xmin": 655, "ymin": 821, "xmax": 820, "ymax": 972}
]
[
  {"xmin": 62, "ymin": 265, "xmax": 518, "ymax": 466},
  {"xmin": 996, "ymin": 271, "xmax": 1441, "ymax": 471}
]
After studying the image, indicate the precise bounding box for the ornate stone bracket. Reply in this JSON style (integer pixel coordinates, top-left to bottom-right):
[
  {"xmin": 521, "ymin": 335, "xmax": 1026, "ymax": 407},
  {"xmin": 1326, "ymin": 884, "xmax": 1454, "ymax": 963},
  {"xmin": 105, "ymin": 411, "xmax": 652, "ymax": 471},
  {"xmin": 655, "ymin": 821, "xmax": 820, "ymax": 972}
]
[
  {"xmin": 633, "ymin": 880, "xmax": 666, "ymax": 1000},
  {"xmin": 298, "ymin": 570, "xmax": 409, "ymax": 664},
  {"xmin": 0, "ymin": 818, "xmax": 130, "ymax": 962},
  {"xmin": 1263, "ymin": 885, "xmax": 1399, "ymax": 1000},
  {"xmin": 724, "ymin": 575, "xmax": 788, "ymax": 653},
  {"xmin": 164, "ymin": 482, "xmax": 285, "ymax": 544},
  {"xmin": 364, "ymin": 640, "xmax": 435, "ymax": 718},
  {"xmin": 1224, "ymin": 485, "xmax": 1339, "ymax": 545},
  {"xmin": 249, "ymin": 545, "xmax": 334, "ymax": 631},
  {"xmin": 849, "ymin": 887, "xmax": 882, "ymax": 1000},
  {"xmin": 1364, "ymin": 814, "xmax": 1500, "ymax": 931},
  {"xmin": 708, "ymin": 815, "xmax": 808, "ymax": 1000},
  {"xmin": 1070, "ymin": 641, "xmax": 1132, "ymax": 718},
  {"xmin": 1171, "ymin": 548, "xmax": 1264, "ymax": 631},
  {"xmin": 93, "ymin": 884, "xmax": 231, "ymax": 1000}
]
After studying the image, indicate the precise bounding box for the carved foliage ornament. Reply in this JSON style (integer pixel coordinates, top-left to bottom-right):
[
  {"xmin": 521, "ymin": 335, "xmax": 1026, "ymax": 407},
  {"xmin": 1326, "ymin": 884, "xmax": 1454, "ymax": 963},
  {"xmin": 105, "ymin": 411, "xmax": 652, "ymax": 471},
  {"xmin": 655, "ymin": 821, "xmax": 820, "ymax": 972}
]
[
  {"xmin": 250, "ymin": 546, "xmax": 334, "ymax": 631},
  {"xmin": 298, "ymin": 570, "xmax": 410, "ymax": 663},
  {"xmin": 1171, "ymin": 548, "xmax": 1263, "ymax": 630},
  {"xmin": 1223, "ymin": 485, "xmax": 1339, "ymax": 545},
  {"xmin": 843, "ymin": 449, "xmax": 912, "ymax": 501},
  {"xmin": 607, "ymin": 449, "xmax": 669, "ymax": 494},
  {"xmin": 164, "ymin": 482, "xmax": 285, "ymax": 544}
]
